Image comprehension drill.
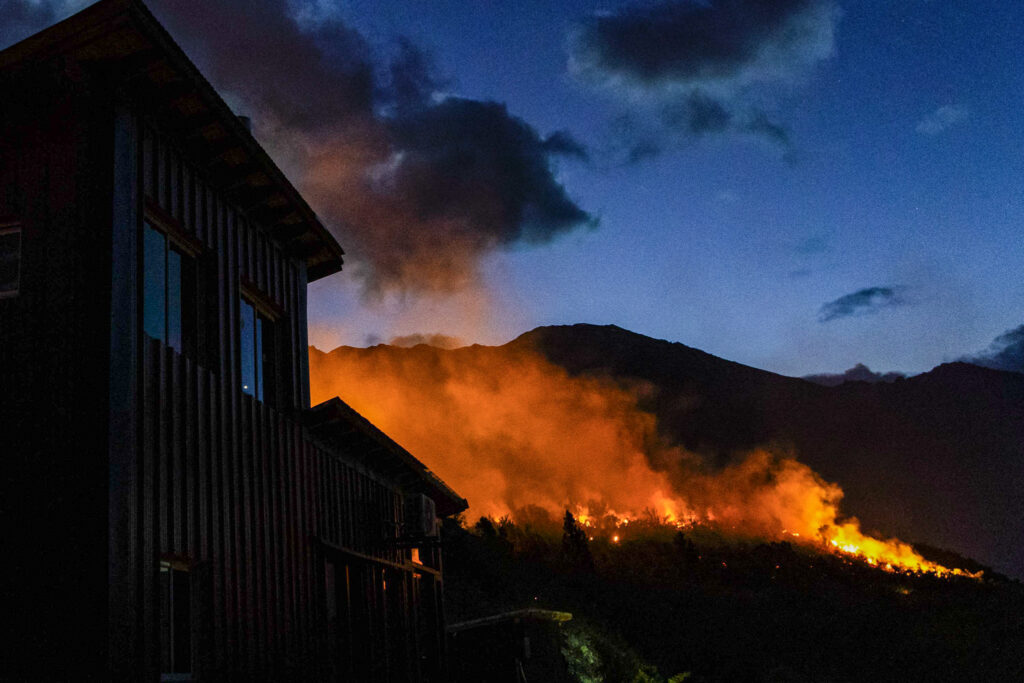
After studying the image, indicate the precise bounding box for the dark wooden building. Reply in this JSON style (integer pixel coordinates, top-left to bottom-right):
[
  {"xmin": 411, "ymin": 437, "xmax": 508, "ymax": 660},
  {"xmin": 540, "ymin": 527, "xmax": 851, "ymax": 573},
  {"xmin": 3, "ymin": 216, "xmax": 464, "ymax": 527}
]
[{"xmin": 0, "ymin": 1, "xmax": 466, "ymax": 680}]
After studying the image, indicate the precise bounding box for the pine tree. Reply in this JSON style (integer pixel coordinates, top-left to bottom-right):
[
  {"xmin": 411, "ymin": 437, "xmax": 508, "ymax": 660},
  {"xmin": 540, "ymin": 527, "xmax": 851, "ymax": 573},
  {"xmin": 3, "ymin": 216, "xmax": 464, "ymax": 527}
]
[{"xmin": 562, "ymin": 510, "xmax": 594, "ymax": 573}]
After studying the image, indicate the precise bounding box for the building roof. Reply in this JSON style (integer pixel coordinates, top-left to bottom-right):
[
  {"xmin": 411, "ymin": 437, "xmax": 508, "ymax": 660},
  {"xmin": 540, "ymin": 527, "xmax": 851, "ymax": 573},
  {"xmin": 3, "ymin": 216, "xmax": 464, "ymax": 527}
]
[
  {"xmin": 0, "ymin": 0, "xmax": 344, "ymax": 281},
  {"xmin": 447, "ymin": 609, "xmax": 574, "ymax": 633},
  {"xmin": 306, "ymin": 397, "xmax": 469, "ymax": 518}
]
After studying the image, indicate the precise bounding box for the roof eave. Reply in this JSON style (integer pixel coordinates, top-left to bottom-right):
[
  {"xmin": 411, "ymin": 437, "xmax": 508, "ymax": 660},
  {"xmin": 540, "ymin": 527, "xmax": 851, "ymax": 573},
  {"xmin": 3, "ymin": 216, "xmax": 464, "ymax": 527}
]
[
  {"xmin": 306, "ymin": 397, "xmax": 468, "ymax": 517},
  {"xmin": 0, "ymin": 0, "xmax": 345, "ymax": 281}
]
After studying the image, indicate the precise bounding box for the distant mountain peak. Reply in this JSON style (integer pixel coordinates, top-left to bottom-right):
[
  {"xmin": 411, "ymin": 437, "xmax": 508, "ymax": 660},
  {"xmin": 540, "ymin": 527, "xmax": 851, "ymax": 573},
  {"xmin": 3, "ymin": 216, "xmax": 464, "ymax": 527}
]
[{"xmin": 803, "ymin": 363, "xmax": 906, "ymax": 387}]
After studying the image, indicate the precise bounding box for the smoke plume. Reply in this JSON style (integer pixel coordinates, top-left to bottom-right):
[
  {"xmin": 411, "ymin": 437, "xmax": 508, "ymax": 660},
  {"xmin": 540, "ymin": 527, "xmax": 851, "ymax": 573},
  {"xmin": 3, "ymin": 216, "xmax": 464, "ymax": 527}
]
[
  {"xmin": 1, "ymin": 0, "xmax": 594, "ymax": 295},
  {"xmin": 154, "ymin": 0, "xmax": 595, "ymax": 295},
  {"xmin": 310, "ymin": 342, "xmax": 954, "ymax": 573}
]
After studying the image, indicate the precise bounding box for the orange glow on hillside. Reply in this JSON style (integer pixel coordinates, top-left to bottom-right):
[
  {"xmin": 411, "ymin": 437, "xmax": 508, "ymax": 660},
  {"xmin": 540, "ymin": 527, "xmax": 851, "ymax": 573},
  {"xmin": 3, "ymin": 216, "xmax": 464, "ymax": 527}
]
[{"xmin": 310, "ymin": 344, "xmax": 976, "ymax": 577}]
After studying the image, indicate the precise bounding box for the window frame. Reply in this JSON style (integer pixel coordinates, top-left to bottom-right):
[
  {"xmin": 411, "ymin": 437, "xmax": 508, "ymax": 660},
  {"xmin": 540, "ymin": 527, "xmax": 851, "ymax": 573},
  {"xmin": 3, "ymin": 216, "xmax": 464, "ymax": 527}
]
[
  {"xmin": 158, "ymin": 556, "xmax": 193, "ymax": 680},
  {"xmin": 0, "ymin": 221, "xmax": 22, "ymax": 300},
  {"xmin": 239, "ymin": 279, "xmax": 284, "ymax": 405},
  {"xmin": 142, "ymin": 202, "xmax": 204, "ymax": 355}
]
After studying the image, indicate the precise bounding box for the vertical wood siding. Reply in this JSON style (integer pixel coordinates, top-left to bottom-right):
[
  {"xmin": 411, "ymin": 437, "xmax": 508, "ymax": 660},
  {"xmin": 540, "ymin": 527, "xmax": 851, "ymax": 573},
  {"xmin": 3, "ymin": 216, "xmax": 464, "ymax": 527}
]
[
  {"xmin": 135, "ymin": 126, "xmax": 420, "ymax": 680},
  {"xmin": 141, "ymin": 125, "xmax": 303, "ymax": 413},
  {"xmin": 141, "ymin": 336, "xmax": 408, "ymax": 679}
]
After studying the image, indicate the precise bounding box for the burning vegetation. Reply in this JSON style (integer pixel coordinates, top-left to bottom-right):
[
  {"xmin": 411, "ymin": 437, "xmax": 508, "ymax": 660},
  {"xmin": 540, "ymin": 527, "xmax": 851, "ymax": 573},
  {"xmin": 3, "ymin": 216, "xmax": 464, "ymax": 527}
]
[{"xmin": 310, "ymin": 341, "xmax": 975, "ymax": 577}]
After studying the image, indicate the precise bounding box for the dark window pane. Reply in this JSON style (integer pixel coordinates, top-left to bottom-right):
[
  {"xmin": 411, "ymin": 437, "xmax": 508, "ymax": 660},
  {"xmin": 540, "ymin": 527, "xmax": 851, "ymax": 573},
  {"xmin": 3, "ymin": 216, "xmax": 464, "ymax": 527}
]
[
  {"xmin": 167, "ymin": 248, "xmax": 182, "ymax": 352},
  {"xmin": 240, "ymin": 298, "xmax": 256, "ymax": 396},
  {"xmin": 172, "ymin": 569, "xmax": 192, "ymax": 672},
  {"xmin": 159, "ymin": 562, "xmax": 192, "ymax": 675},
  {"xmin": 0, "ymin": 227, "xmax": 20, "ymax": 296},
  {"xmin": 159, "ymin": 564, "xmax": 172, "ymax": 672},
  {"xmin": 143, "ymin": 223, "xmax": 166, "ymax": 341}
]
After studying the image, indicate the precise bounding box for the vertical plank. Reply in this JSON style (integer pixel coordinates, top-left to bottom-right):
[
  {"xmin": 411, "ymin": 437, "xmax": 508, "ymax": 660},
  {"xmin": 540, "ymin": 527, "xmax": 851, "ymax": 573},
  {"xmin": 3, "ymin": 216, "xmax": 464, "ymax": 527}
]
[
  {"xmin": 169, "ymin": 148, "xmax": 180, "ymax": 223},
  {"xmin": 108, "ymin": 104, "xmax": 140, "ymax": 680},
  {"xmin": 141, "ymin": 125, "xmax": 153, "ymax": 199},
  {"xmin": 156, "ymin": 136, "xmax": 168, "ymax": 212},
  {"xmin": 185, "ymin": 357, "xmax": 197, "ymax": 560},
  {"xmin": 171, "ymin": 349, "xmax": 184, "ymax": 555},
  {"xmin": 141, "ymin": 339, "xmax": 159, "ymax": 678},
  {"xmin": 208, "ymin": 370, "xmax": 228, "ymax": 676},
  {"xmin": 196, "ymin": 365, "xmax": 209, "ymax": 561},
  {"xmin": 265, "ymin": 412, "xmax": 281, "ymax": 672},
  {"xmin": 158, "ymin": 345, "xmax": 170, "ymax": 555},
  {"xmin": 255, "ymin": 403, "xmax": 269, "ymax": 674}
]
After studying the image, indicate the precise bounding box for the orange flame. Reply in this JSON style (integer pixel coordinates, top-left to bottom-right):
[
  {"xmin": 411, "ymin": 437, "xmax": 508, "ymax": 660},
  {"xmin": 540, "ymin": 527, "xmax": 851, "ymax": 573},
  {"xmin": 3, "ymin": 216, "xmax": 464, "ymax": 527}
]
[{"xmin": 309, "ymin": 343, "xmax": 975, "ymax": 577}]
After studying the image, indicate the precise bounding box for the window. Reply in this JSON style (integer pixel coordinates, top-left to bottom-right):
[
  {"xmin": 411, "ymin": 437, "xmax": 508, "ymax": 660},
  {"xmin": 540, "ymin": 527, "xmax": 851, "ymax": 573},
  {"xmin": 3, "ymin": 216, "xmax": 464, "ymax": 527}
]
[
  {"xmin": 143, "ymin": 221, "xmax": 196, "ymax": 353},
  {"xmin": 239, "ymin": 288, "xmax": 277, "ymax": 404},
  {"xmin": 159, "ymin": 559, "xmax": 192, "ymax": 680},
  {"xmin": 0, "ymin": 223, "xmax": 21, "ymax": 298}
]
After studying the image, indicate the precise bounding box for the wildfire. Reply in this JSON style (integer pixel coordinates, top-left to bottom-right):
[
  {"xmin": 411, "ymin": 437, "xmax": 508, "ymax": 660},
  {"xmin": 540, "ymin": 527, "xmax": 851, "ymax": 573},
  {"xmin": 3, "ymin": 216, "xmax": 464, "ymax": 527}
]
[{"xmin": 309, "ymin": 342, "xmax": 977, "ymax": 579}]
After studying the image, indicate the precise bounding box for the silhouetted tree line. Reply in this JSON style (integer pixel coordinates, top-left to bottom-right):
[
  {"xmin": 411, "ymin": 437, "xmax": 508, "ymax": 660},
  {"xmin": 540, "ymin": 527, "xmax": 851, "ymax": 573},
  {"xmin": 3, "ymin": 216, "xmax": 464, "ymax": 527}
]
[{"xmin": 442, "ymin": 513, "xmax": 1024, "ymax": 683}]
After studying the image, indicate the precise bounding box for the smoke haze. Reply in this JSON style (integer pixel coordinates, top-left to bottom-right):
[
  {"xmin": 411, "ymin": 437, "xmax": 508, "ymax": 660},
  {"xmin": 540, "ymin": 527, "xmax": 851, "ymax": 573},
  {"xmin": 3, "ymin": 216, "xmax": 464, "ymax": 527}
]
[{"xmin": 310, "ymin": 341, "xmax": 950, "ymax": 572}]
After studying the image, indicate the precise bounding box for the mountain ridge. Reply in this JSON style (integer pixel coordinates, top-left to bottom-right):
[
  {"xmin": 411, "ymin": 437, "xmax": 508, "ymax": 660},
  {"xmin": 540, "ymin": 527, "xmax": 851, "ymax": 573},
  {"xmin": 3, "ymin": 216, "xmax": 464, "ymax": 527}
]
[{"xmin": 312, "ymin": 323, "xmax": 1024, "ymax": 577}]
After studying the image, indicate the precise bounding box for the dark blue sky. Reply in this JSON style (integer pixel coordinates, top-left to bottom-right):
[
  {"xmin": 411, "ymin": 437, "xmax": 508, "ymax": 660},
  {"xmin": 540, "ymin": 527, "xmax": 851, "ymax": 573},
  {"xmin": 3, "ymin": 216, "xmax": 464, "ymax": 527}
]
[
  {"xmin": 6, "ymin": 1, "xmax": 1022, "ymax": 375},
  {"xmin": 309, "ymin": 0, "xmax": 1024, "ymax": 375}
]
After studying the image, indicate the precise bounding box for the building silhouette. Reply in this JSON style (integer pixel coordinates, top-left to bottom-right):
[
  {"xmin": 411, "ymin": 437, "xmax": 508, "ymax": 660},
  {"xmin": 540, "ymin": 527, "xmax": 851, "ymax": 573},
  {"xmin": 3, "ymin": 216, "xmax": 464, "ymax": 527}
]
[{"xmin": 0, "ymin": 0, "xmax": 466, "ymax": 679}]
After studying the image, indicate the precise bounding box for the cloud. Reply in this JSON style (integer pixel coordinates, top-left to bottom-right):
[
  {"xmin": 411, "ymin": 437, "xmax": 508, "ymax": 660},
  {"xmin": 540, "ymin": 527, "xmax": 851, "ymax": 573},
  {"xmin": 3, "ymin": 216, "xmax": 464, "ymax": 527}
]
[
  {"xmin": 570, "ymin": 0, "xmax": 840, "ymax": 151},
  {"xmin": 0, "ymin": 0, "xmax": 85, "ymax": 47},
  {"xmin": 2, "ymin": 1, "xmax": 594, "ymax": 296},
  {"xmin": 916, "ymin": 104, "xmax": 968, "ymax": 136},
  {"xmin": 803, "ymin": 363, "xmax": 906, "ymax": 387},
  {"xmin": 960, "ymin": 324, "xmax": 1024, "ymax": 374},
  {"xmin": 156, "ymin": 0, "xmax": 595, "ymax": 295},
  {"xmin": 818, "ymin": 286, "xmax": 909, "ymax": 322},
  {"xmin": 794, "ymin": 235, "xmax": 829, "ymax": 256}
]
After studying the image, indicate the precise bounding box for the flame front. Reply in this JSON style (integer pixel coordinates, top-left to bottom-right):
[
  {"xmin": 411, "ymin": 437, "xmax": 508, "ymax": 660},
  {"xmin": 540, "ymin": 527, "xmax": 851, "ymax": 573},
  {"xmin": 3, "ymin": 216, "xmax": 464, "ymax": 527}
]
[{"xmin": 310, "ymin": 344, "xmax": 974, "ymax": 577}]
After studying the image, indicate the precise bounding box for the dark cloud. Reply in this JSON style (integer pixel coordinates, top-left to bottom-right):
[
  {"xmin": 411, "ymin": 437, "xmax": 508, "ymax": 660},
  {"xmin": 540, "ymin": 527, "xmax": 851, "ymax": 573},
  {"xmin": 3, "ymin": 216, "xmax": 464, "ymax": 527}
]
[
  {"xmin": 0, "ymin": 0, "xmax": 63, "ymax": 47},
  {"xmin": 388, "ymin": 333, "xmax": 466, "ymax": 349},
  {"xmin": 3, "ymin": 0, "xmax": 593, "ymax": 295},
  {"xmin": 571, "ymin": 0, "xmax": 838, "ymax": 150},
  {"xmin": 385, "ymin": 98, "xmax": 593, "ymax": 245},
  {"xmin": 152, "ymin": 0, "xmax": 377, "ymax": 130},
  {"xmin": 386, "ymin": 37, "xmax": 444, "ymax": 115},
  {"xmin": 960, "ymin": 324, "xmax": 1024, "ymax": 374},
  {"xmin": 794, "ymin": 235, "xmax": 829, "ymax": 256},
  {"xmin": 818, "ymin": 286, "xmax": 908, "ymax": 322},
  {"xmin": 803, "ymin": 363, "xmax": 906, "ymax": 387},
  {"xmin": 302, "ymin": 98, "xmax": 594, "ymax": 295},
  {"xmin": 575, "ymin": 0, "xmax": 828, "ymax": 84},
  {"xmin": 541, "ymin": 130, "xmax": 590, "ymax": 160},
  {"xmin": 150, "ymin": 0, "xmax": 594, "ymax": 294}
]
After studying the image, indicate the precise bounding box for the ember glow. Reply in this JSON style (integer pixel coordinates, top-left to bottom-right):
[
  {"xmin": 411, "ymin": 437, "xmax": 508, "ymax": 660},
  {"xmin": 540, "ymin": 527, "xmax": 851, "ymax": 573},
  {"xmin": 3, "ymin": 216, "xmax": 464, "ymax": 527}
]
[{"xmin": 310, "ymin": 343, "xmax": 974, "ymax": 577}]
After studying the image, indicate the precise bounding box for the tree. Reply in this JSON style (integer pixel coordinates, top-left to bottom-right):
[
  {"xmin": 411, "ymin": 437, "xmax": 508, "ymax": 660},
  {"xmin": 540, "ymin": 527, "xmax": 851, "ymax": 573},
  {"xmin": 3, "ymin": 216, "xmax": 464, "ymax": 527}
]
[{"xmin": 562, "ymin": 510, "xmax": 594, "ymax": 573}]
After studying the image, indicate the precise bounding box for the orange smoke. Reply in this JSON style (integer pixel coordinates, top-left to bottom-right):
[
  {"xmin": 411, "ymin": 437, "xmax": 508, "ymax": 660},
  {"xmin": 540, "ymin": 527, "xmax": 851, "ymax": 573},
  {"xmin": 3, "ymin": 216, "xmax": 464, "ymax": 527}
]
[
  {"xmin": 301, "ymin": 127, "xmax": 495, "ymax": 295},
  {"xmin": 309, "ymin": 343, "xmax": 971, "ymax": 576}
]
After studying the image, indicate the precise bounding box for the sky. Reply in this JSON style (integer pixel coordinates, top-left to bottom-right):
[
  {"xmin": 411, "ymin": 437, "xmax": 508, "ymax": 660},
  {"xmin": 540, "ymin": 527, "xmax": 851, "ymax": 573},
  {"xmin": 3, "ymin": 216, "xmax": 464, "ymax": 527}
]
[{"xmin": 4, "ymin": 0, "xmax": 1023, "ymax": 377}]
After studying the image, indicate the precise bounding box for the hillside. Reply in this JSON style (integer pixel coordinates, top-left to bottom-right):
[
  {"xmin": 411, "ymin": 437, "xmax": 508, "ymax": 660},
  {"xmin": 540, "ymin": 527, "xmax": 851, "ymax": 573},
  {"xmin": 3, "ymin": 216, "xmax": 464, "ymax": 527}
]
[
  {"xmin": 310, "ymin": 323, "xmax": 1024, "ymax": 577},
  {"xmin": 510, "ymin": 324, "xmax": 1024, "ymax": 578},
  {"xmin": 442, "ymin": 517, "xmax": 1024, "ymax": 682}
]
